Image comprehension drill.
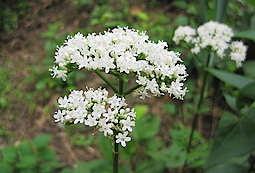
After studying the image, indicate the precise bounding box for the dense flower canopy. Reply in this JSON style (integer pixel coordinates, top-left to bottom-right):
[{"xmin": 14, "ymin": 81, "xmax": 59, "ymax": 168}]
[
  {"xmin": 173, "ymin": 21, "xmax": 247, "ymax": 67},
  {"xmin": 49, "ymin": 26, "xmax": 188, "ymax": 100}
]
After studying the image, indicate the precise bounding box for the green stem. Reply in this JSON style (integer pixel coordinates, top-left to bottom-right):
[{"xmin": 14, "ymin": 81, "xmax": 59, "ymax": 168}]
[
  {"xmin": 95, "ymin": 70, "xmax": 119, "ymax": 93},
  {"xmin": 113, "ymin": 138, "xmax": 119, "ymax": 173},
  {"xmin": 187, "ymin": 53, "xmax": 210, "ymax": 153},
  {"xmin": 181, "ymin": 53, "xmax": 211, "ymax": 173},
  {"xmin": 123, "ymin": 84, "xmax": 141, "ymax": 96},
  {"xmin": 119, "ymin": 78, "xmax": 124, "ymax": 96},
  {"xmin": 113, "ymin": 77, "xmax": 125, "ymax": 173}
]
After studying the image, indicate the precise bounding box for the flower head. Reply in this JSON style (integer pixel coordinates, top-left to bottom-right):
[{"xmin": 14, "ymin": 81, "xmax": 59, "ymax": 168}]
[
  {"xmin": 230, "ymin": 41, "xmax": 247, "ymax": 67},
  {"xmin": 173, "ymin": 21, "xmax": 247, "ymax": 67},
  {"xmin": 50, "ymin": 26, "xmax": 188, "ymax": 100},
  {"xmin": 53, "ymin": 88, "xmax": 136, "ymax": 147}
]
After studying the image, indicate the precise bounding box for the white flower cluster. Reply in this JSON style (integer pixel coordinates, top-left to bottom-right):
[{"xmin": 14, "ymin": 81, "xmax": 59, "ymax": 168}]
[
  {"xmin": 49, "ymin": 26, "xmax": 188, "ymax": 100},
  {"xmin": 53, "ymin": 88, "xmax": 136, "ymax": 147},
  {"xmin": 230, "ymin": 41, "xmax": 247, "ymax": 67},
  {"xmin": 173, "ymin": 21, "xmax": 247, "ymax": 66}
]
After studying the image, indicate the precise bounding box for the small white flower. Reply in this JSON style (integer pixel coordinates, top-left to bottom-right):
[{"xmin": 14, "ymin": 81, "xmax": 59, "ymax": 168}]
[
  {"xmin": 138, "ymin": 88, "xmax": 150, "ymax": 100},
  {"xmin": 116, "ymin": 132, "xmax": 131, "ymax": 147},
  {"xmin": 53, "ymin": 110, "xmax": 65, "ymax": 122},
  {"xmin": 99, "ymin": 119, "xmax": 114, "ymax": 137},
  {"xmin": 85, "ymin": 114, "xmax": 98, "ymax": 127},
  {"xmin": 120, "ymin": 116, "xmax": 135, "ymax": 132},
  {"xmin": 58, "ymin": 96, "xmax": 70, "ymax": 108},
  {"xmin": 92, "ymin": 104, "xmax": 106, "ymax": 118}
]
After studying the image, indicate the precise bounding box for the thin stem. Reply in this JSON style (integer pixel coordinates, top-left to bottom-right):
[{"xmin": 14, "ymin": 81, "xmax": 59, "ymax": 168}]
[
  {"xmin": 113, "ymin": 138, "xmax": 119, "ymax": 173},
  {"xmin": 95, "ymin": 70, "xmax": 119, "ymax": 93},
  {"xmin": 112, "ymin": 77, "xmax": 125, "ymax": 173},
  {"xmin": 182, "ymin": 53, "xmax": 211, "ymax": 173},
  {"xmin": 123, "ymin": 84, "xmax": 141, "ymax": 96},
  {"xmin": 187, "ymin": 53, "xmax": 210, "ymax": 153},
  {"xmin": 119, "ymin": 78, "xmax": 124, "ymax": 96}
]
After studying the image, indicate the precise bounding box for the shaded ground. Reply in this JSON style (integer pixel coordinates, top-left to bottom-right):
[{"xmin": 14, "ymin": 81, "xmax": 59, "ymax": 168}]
[{"xmin": 0, "ymin": 0, "xmax": 216, "ymax": 170}]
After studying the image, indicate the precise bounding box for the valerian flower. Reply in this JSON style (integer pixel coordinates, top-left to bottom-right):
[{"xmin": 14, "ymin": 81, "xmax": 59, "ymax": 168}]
[
  {"xmin": 53, "ymin": 88, "xmax": 136, "ymax": 147},
  {"xmin": 50, "ymin": 26, "xmax": 188, "ymax": 100},
  {"xmin": 173, "ymin": 21, "xmax": 247, "ymax": 67}
]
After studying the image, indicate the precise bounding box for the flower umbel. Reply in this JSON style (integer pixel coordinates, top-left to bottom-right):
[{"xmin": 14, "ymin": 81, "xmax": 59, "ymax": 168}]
[
  {"xmin": 50, "ymin": 26, "xmax": 188, "ymax": 100},
  {"xmin": 173, "ymin": 21, "xmax": 247, "ymax": 67},
  {"xmin": 53, "ymin": 88, "xmax": 136, "ymax": 147}
]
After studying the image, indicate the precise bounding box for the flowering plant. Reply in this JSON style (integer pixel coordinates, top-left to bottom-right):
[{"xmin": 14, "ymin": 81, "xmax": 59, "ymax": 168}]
[
  {"xmin": 172, "ymin": 21, "xmax": 248, "ymax": 169},
  {"xmin": 50, "ymin": 26, "xmax": 188, "ymax": 100},
  {"xmin": 50, "ymin": 26, "xmax": 188, "ymax": 172},
  {"xmin": 173, "ymin": 21, "xmax": 247, "ymax": 67}
]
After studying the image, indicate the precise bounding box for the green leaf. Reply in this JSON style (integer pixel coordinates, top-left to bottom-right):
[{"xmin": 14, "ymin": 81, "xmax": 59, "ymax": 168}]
[
  {"xmin": 234, "ymin": 30, "xmax": 255, "ymax": 42},
  {"xmin": 150, "ymin": 146, "xmax": 186, "ymax": 168},
  {"xmin": 74, "ymin": 160, "xmax": 111, "ymax": 173},
  {"xmin": 132, "ymin": 114, "xmax": 160, "ymax": 141},
  {"xmin": 245, "ymin": 0, "xmax": 255, "ymax": 10},
  {"xmin": 204, "ymin": 105, "xmax": 255, "ymax": 168},
  {"xmin": 205, "ymin": 155, "xmax": 249, "ymax": 173},
  {"xmin": 33, "ymin": 134, "xmax": 52, "ymax": 149},
  {"xmin": 0, "ymin": 163, "xmax": 12, "ymax": 173},
  {"xmin": 40, "ymin": 163, "xmax": 53, "ymax": 173},
  {"xmin": 187, "ymin": 4, "xmax": 198, "ymax": 15},
  {"xmin": 97, "ymin": 133, "xmax": 113, "ymax": 161},
  {"xmin": 1, "ymin": 146, "xmax": 17, "ymax": 163},
  {"xmin": 223, "ymin": 94, "xmax": 238, "ymax": 111},
  {"xmin": 208, "ymin": 69, "xmax": 254, "ymax": 89},
  {"xmin": 243, "ymin": 60, "xmax": 255, "ymax": 78},
  {"xmin": 134, "ymin": 104, "xmax": 149, "ymax": 120},
  {"xmin": 37, "ymin": 147, "xmax": 56, "ymax": 161},
  {"xmin": 174, "ymin": 16, "xmax": 188, "ymax": 26},
  {"xmin": 135, "ymin": 159, "xmax": 164, "ymax": 173},
  {"xmin": 173, "ymin": 1, "xmax": 187, "ymax": 9},
  {"xmin": 137, "ymin": 12, "xmax": 150, "ymax": 21},
  {"xmin": 19, "ymin": 141, "xmax": 33, "ymax": 156},
  {"xmin": 205, "ymin": 162, "xmax": 248, "ymax": 173},
  {"xmin": 214, "ymin": 0, "xmax": 229, "ymax": 22},
  {"xmin": 16, "ymin": 155, "xmax": 38, "ymax": 169},
  {"xmin": 163, "ymin": 102, "xmax": 176, "ymax": 115},
  {"xmin": 240, "ymin": 82, "xmax": 255, "ymax": 99}
]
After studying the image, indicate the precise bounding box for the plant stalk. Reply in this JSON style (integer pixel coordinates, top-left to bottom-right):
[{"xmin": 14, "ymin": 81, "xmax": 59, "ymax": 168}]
[
  {"xmin": 95, "ymin": 70, "xmax": 119, "ymax": 93},
  {"xmin": 123, "ymin": 84, "xmax": 141, "ymax": 96},
  {"xmin": 113, "ymin": 77, "xmax": 125, "ymax": 173},
  {"xmin": 113, "ymin": 139, "xmax": 119, "ymax": 173},
  {"xmin": 187, "ymin": 53, "xmax": 211, "ymax": 153}
]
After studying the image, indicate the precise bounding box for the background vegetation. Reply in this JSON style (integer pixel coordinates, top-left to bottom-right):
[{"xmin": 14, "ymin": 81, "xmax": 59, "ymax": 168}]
[{"xmin": 0, "ymin": 0, "xmax": 255, "ymax": 172}]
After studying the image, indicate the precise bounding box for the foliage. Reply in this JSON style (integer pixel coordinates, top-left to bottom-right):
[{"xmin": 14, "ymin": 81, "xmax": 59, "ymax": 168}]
[{"xmin": 0, "ymin": 134, "xmax": 62, "ymax": 173}]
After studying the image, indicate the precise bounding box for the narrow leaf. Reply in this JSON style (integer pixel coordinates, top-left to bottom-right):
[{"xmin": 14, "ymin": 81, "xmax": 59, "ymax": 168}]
[
  {"xmin": 214, "ymin": 0, "xmax": 229, "ymax": 22},
  {"xmin": 234, "ymin": 30, "xmax": 255, "ymax": 42},
  {"xmin": 208, "ymin": 69, "xmax": 254, "ymax": 89},
  {"xmin": 204, "ymin": 105, "xmax": 255, "ymax": 168}
]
